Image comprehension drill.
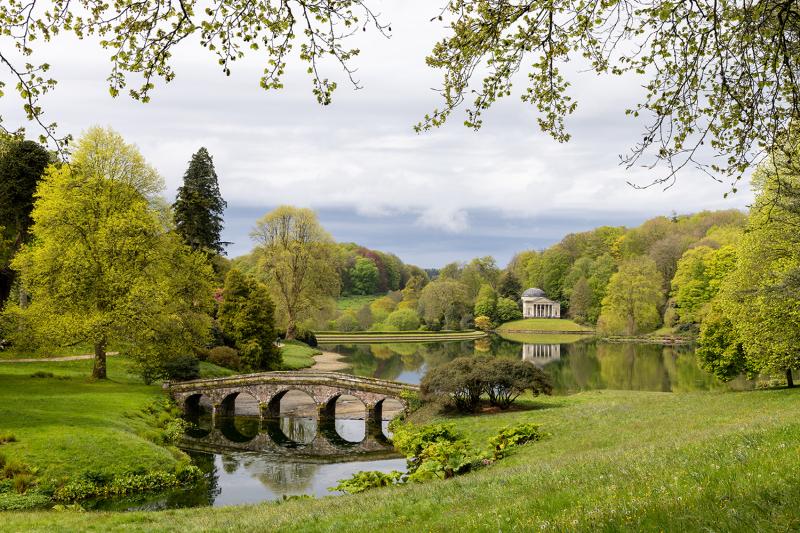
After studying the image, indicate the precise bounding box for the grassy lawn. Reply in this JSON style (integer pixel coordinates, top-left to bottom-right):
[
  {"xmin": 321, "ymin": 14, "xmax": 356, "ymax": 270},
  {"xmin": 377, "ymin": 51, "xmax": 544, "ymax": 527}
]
[
  {"xmin": 0, "ymin": 359, "xmax": 176, "ymax": 496},
  {"xmin": 495, "ymin": 331, "xmax": 589, "ymax": 344},
  {"xmin": 280, "ymin": 340, "xmax": 320, "ymax": 370},
  {"xmin": 0, "ymin": 357, "xmax": 233, "ymax": 510},
  {"xmin": 497, "ymin": 318, "xmax": 594, "ymax": 333},
  {"xmin": 336, "ymin": 295, "xmax": 380, "ymax": 311},
  {"xmin": 7, "ymin": 386, "xmax": 800, "ymax": 531}
]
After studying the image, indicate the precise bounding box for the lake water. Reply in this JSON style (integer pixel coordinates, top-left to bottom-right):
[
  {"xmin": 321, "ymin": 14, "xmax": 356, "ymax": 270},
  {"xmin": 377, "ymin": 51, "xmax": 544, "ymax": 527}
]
[
  {"xmin": 96, "ymin": 335, "xmax": 748, "ymax": 511},
  {"xmin": 320, "ymin": 336, "xmax": 751, "ymax": 393}
]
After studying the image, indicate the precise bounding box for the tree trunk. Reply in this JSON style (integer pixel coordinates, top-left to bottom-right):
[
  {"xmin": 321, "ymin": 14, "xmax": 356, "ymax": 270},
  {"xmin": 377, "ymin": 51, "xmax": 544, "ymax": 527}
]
[
  {"xmin": 92, "ymin": 339, "xmax": 107, "ymax": 380},
  {"xmin": 787, "ymin": 368, "xmax": 794, "ymax": 388}
]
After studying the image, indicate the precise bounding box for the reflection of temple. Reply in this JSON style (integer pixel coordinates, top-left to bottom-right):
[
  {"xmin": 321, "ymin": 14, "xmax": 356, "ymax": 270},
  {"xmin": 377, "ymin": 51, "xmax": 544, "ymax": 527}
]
[{"xmin": 522, "ymin": 344, "xmax": 561, "ymax": 366}]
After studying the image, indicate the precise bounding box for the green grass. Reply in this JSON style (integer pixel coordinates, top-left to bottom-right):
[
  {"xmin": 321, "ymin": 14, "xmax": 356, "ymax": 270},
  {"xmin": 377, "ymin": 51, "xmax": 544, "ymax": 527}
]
[
  {"xmin": 0, "ymin": 358, "xmax": 179, "ymax": 495},
  {"xmin": 495, "ymin": 331, "xmax": 588, "ymax": 344},
  {"xmin": 280, "ymin": 340, "xmax": 320, "ymax": 370},
  {"xmin": 336, "ymin": 295, "xmax": 380, "ymax": 311},
  {"xmin": 7, "ymin": 387, "xmax": 800, "ymax": 531},
  {"xmin": 497, "ymin": 318, "xmax": 594, "ymax": 333}
]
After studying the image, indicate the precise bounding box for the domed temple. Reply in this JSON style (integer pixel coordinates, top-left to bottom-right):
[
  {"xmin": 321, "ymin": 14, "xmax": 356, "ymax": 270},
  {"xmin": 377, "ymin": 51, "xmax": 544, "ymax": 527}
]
[{"xmin": 521, "ymin": 288, "xmax": 561, "ymax": 318}]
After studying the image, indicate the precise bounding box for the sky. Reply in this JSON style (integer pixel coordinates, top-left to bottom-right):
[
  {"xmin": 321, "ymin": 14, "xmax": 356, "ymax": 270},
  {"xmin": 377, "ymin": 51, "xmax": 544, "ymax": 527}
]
[{"xmin": 2, "ymin": 1, "xmax": 754, "ymax": 268}]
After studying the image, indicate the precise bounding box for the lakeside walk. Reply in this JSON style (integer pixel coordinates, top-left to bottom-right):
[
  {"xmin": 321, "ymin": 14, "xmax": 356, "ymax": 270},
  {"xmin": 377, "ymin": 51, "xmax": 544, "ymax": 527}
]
[{"xmin": 0, "ymin": 352, "xmax": 119, "ymax": 363}]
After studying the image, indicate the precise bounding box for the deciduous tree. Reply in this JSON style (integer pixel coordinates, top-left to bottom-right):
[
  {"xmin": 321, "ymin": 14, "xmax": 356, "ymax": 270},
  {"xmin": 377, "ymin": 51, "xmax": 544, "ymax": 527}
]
[
  {"xmin": 250, "ymin": 206, "xmax": 338, "ymax": 339},
  {"xmin": 598, "ymin": 258, "xmax": 664, "ymax": 335},
  {"xmin": 6, "ymin": 127, "xmax": 213, "ymax": 379}
]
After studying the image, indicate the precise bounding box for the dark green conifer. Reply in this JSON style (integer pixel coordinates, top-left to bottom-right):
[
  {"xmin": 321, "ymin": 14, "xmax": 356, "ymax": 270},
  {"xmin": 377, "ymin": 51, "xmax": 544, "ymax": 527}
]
[{"xmin": 173, "ymin": 147, "xmax": 227, "ymax": 254}]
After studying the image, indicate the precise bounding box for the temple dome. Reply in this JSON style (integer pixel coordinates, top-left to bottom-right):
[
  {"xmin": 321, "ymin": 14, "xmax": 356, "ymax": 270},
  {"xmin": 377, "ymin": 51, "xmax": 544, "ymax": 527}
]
[{"xmin": 522, "ymin": 287, "xmax": 546, "ymax": 298}]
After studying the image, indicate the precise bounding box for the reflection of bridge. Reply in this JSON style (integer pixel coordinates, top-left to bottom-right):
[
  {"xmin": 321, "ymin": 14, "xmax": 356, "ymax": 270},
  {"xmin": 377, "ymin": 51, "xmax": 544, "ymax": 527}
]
[
  {"xmin": 181, "ymin": 417, "xmax": 398, "ymax": 462},
  {"xmin": 522, "ymin": 344, "xmax": 561, "ymax": 366},
  {"xmin": 169, "ymin": 371, "xmax": 418, "ymax": 423}
]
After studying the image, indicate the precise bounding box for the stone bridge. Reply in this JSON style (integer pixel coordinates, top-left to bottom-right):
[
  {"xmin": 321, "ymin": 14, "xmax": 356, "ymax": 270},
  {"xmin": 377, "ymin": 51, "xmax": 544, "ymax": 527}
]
[{"xmin": 169, "ymin": 371, "xmax": 419, "ymax": 424}]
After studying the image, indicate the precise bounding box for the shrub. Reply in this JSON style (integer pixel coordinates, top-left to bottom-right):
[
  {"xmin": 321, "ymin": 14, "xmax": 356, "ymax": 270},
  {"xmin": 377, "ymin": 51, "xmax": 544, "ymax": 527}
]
[
  {"xmin": 481, "ymin": 358, "xmax": 553, "ymax": 409},
  {"xmin": 488, "ymin": 423, "xmax": 544, "ymax": 458},
  {"xmin": 207, "ymin": 346, "xmax": 240, "ymax": 370},
  {"xmin": 495, "ymin": 297, "xmax": 523, "ymax": 323},
  {"xmin": 0, "ymin": 433, "xmax": 16, "ymax": 444},
  {"xmin": 385, "ymin": 308, "xmax": 421, "ymax": 331},
  {"xmin": 474, "ymin": 315, "xmax": 494, "ymax": 331},
  {"xmin": 295, "ymin": 328, "xmax": 318, "ymax": 347},
  {"xmin": 333, "ymin": 312, "xmax": 360, "ymax": 332},
  {"xmin": 420, "ymin": 357, "xmax": 487, "ymax": 412},
  {"xmin": 391, "ymin": 423, "xmax": 475, "ymax": 481},
  {"xmin": 329, "ymin": 470, "xmax": 403, "ymax": 494},
  {"xmin": 161, "ymin": 355, "xmax": 200, "ymax": 382}
]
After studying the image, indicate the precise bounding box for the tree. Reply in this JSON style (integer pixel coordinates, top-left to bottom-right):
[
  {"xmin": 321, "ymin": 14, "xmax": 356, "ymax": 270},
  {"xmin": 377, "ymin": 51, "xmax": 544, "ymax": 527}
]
[
  {"xmin": 349, "ymin": 256, "xmax": 379, "ymax": 295},
  {"xmin": 5, "ymin": 127, "xmax": 213, "ymax": 379},
  {"xmin": 569, "ymin": 277, "xmax": 593, "ymax": 325},
  {"xmin": 497, "ymin": 271, "xmax": 522, "ymax": 300},
  {"xmin": 421, "ymin": 357, "xmax": 486, "ymax": 412},
  {"xmin": 250, "ymin": 206, "xmax": 339, "ymax": 339},
  {"xmin": 418, "ymin": 279, "xmax": 469, "ymax": 329},
  {"xmin": 173, "ymin": 147, "xmax": 227, "ymax": 255},
  {"xmin": 0, "ymin": 138, "xmax": 51, "ymax": 305},
  {"xmin": 696, "ymin": 305, "xmax": 750, "ymax": 381},
  {"xmin": 4, "ymin": 2, "xmax": 795, "ymax": 187},
  {"xmin": 473, "ymin": 284, "xmax": 498, "ymax": 321},
  {"xmin": 709, "ymin": 152, "xmax": 800, "ymax": 386},
  {"xmin": 495, "ymin": 297, "xmax": 522, "ymax": 323},
  {"xmin": 218, "ymin": 269, "xmax": 281, "ymax": 371},
  {"xmin": 385, "ymin": 308, "xmax": 421, "ymax": 331},
  {"xmin": 598, "ymin": 258, "xmax": 664, "ymax": 335},
  {"xmin": 671, "ymin": 245, "xmax": 738, "ymax": 326}
]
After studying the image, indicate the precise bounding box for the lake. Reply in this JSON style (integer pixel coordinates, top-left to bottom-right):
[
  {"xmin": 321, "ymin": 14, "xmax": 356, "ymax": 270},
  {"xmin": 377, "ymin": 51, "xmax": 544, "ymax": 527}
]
[{"xmin": 97, "ymin": 335, "xmax": 748, "ymax": 510}]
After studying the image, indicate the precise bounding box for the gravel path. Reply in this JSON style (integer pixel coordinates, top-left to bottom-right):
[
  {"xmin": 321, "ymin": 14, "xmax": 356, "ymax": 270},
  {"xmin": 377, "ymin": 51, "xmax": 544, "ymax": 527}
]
[{"xmin": 0, "ymin": 352, "xmax": 119, "ymax": 363}]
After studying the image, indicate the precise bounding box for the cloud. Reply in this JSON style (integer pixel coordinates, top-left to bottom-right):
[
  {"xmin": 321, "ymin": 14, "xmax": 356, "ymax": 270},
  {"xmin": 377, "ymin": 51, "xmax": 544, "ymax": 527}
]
[
  {"xmin": 0, "ymin": 0, "xmax": 755, "ymax": 265},
  {"xmin": 415, "ymin": 208, "xmax": 469, "ymax": 233}
]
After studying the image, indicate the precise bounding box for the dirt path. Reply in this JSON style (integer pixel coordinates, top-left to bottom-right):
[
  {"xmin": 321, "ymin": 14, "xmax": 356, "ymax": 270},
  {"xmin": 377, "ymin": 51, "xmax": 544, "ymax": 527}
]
[
  {"xmin": 0, "ymin": 352, "xmax": 119, "ymax": 363},
  {"xmin": 306, "ymin": 350, "xmax": 350, "ymax": 372}
]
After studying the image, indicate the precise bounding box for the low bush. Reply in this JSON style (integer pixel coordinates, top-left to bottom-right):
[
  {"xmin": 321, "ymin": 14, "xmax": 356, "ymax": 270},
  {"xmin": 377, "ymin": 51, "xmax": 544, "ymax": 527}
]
[
  {"xmin": 488, "ymin": 423, "xmax": 544, "ymax": 458},
  {"xmin": 0, "ymin": 432, "xmax": 16, "ymax": 444},
  {"xmin": 482, "ymin": 359, "xmax": 552, "ymax": 409},
  {"xmin": 0, "ymin": 491, "xmax": 51, "ymax": 511},
  {"xmin": 207, "ymin": 346, "xmax": 240, "ymax": 370},
  {"xmin": 420, "ymin": 356, "xmax": 553, "ymax": 412},
  {"xmin": 53, "ymin": 465, "xmax": 202, "ymax": 502},
  {"xmin": 420, "ymin": 358, "xmax": 485, "ymax": 412},
  {"xmin": 161, "ymin": 355, "xmax": 200, "ymax": 382},
  {"xmin": 336, "ymin": 421, "xmax": 547, "ymax": 495},
  {"xmin": 329, "ymin": 470, "xmax": 403, "ymax": 494}
]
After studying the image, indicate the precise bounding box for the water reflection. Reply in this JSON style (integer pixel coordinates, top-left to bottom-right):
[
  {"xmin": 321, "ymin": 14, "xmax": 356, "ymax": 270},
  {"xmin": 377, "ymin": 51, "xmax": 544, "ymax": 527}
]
[{"xmin": 321, "ymin": 337, "xmax": 752, "ymax": 393}]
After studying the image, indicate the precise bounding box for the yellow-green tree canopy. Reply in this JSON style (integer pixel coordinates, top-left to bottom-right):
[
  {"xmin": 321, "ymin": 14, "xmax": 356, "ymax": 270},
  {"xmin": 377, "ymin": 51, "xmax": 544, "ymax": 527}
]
[
  {"xmin": 597, "ymin": 258, "xmax": 664, "ymax": 336},
  {"xmin": 250, "ymin": 205, "xmax": 338, "ymax": 338},
  {"xmin": 5, "ymin": 127, "xmax": 213, "ymax": 379}
]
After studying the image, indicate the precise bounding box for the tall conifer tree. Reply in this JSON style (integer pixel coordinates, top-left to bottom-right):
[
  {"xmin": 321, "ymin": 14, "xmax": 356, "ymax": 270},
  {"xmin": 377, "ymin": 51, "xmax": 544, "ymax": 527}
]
[{"xmin": 173, "ymin": 148, "xmax": 227, "ymax": 254}]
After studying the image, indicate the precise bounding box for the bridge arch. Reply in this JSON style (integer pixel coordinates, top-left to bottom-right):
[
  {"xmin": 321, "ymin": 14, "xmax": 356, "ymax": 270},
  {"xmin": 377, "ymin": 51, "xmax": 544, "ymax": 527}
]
[
  {"xmin": 218, "ymin": 389, "xmax": 260, "ymax": 417},
  {"xmin": 184, "ymin": 392, "xmax": 212, "ymax": 416}
]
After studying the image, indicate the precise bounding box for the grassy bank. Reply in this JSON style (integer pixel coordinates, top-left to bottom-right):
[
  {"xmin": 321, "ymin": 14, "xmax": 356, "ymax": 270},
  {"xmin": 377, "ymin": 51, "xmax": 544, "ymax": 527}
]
[
  {"xmin": 336, "ymin": 295, "xmax": 380, "ymax": 311},
  {"xmin": 497, "ymin": 318, "xmax": 594, "ymax": 333},
  {"xmin": 316, "ymin": 330, "xmax": 487, "ymax": 344},
  {"xmin": 280, "ymin": 340, "xmax": 320, "ymax": 369},
  {"xmin": 0, "ymin": 357, "xmax": 229, "ymax": 510},
  {"xmin": 7, "ymin": 386, "xmax": 800, "ymax": 531}
]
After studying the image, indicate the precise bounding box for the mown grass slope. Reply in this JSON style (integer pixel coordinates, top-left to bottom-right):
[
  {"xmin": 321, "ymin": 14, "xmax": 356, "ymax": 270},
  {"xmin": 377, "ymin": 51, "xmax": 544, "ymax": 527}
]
[
  {"xmin": 497, "ymin": 318, "xmax": 594, "ymax": 333},
  {"xmin": 7, "ymin": 387, "xmax": 800, "ymax": 531}
]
